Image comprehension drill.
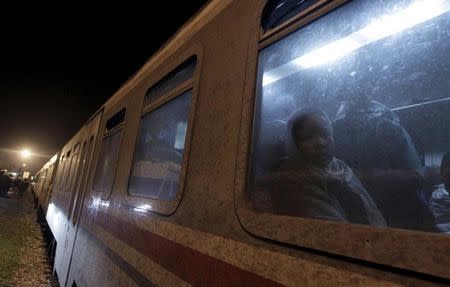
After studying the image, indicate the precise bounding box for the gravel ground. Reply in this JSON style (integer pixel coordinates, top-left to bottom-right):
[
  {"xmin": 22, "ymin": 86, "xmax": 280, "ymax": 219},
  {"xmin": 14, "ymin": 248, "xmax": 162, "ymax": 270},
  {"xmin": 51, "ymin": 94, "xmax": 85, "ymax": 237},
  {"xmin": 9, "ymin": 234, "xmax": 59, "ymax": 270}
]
[{"xmin": 0, "ymin": 190, "xmax": 52, "ymax": 287}]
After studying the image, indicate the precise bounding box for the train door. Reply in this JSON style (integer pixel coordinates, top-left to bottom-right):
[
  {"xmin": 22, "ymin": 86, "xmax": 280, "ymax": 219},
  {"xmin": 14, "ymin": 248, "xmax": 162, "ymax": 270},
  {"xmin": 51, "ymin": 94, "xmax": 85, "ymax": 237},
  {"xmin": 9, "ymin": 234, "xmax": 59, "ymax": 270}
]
[{"xmin": 59, "ymin": 111, "xmax": 103, "ymax": 287}]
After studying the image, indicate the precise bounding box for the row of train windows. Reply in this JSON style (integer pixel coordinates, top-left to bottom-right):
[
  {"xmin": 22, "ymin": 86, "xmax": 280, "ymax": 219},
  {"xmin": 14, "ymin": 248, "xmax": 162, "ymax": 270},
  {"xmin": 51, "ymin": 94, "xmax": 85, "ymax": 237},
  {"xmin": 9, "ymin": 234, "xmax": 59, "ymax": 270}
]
[
  {"xmin": 92, "ymin": 57, "xmax": 196, "ymax": 201},
  {"xmin": 55, "ymin": 143, "xmax": 80, "ymax": 191},
  {"xmin": 90, "ymin": 0, "xmax": 450, "ymax": 236}
]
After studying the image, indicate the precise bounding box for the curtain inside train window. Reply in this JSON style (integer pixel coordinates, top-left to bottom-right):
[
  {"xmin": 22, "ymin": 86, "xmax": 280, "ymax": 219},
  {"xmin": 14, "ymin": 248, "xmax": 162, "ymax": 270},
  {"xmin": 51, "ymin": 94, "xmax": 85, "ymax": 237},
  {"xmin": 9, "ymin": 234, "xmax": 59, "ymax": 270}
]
[
  {"xmin": 251, "ymin": 0, "xmax": 450, "ymax": 233},
  {"xmin": 128, "ymin": 90, "xmax": 192, "ymax": 200}
]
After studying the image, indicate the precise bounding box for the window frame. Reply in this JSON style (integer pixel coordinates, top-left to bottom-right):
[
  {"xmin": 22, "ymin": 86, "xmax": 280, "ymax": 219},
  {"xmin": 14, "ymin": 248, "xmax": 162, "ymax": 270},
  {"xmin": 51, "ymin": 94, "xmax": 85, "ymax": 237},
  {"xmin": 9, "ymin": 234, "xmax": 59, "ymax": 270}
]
[
  {"xmin": 123, "ymin": 49, "xmax": 202, "ymax": 216},
  {"xmin": 65, "ymin": 143, "xmax": 80, "ymax": 191},
  {"xmin": 60, "ymin": 152, "xmax": 71, "ymax": 189},
  {"xmin": 234, "ymin": 0, "xmax": 450, "ymax": 279},
  {"xmin": 91, "ymin": 106, "xmax": 127, "ymax": 200},
  {"xmin": 260, "ymin": 0, "xmax": 330, "ymax": 39},
  {"xmin": 37, "ymin": 169, "xmax": 47, "ymax": 197},
  {"xmin": 72, "ymin": 136, "xmax": 95, "ymax": 226},
  {"xmin": 39, "ymin": 169, "xmax": 49, "ymax": 196},
  {"xmin": 54, "ymin": 154, "xmax": 65, "ymax": 189}
]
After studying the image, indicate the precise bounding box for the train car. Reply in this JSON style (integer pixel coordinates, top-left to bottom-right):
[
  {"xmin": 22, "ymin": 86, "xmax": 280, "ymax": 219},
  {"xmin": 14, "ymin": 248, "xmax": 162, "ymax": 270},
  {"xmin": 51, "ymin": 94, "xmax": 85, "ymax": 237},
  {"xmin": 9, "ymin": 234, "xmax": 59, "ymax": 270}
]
[{"xmin": 35, "ymin": 0, "xmax": 450, "ymax": 286}]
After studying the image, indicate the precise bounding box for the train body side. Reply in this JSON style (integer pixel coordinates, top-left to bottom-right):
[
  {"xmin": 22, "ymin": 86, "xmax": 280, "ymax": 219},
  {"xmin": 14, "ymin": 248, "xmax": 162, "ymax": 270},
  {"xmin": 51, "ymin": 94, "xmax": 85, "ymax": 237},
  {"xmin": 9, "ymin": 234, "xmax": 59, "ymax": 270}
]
[{"xmin": 37, "ymin": 0, "xmax": 450, "ymax": 286}]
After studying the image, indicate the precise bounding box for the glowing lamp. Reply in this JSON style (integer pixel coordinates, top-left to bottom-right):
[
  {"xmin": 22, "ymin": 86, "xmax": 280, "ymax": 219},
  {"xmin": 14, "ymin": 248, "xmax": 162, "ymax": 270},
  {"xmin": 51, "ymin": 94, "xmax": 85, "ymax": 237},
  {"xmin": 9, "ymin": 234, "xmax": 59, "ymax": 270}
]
[{"xmin": 20, "ymin": 149, "xmax": 31, "ymax": 158}]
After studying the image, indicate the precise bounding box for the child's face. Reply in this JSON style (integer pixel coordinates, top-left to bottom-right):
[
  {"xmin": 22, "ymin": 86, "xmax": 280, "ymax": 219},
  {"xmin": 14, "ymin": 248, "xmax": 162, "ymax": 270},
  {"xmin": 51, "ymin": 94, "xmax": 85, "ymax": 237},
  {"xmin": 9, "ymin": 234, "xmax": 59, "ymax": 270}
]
[{"xmin": 295, "ymin": 114, "xmax": 334, "ymax": 168}]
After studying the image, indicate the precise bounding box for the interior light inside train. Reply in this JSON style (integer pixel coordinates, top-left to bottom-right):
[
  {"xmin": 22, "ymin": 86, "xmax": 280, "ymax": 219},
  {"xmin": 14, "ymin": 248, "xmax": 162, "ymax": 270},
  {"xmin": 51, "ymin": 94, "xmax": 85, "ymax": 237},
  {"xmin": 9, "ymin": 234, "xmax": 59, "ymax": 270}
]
[
  {"xmin": 263, "ymin": 0, "xmax": 450, "ymax": 86},
  {"xmin": 251, "ymin": 0, "xmax": 450, "ymax": 233}
]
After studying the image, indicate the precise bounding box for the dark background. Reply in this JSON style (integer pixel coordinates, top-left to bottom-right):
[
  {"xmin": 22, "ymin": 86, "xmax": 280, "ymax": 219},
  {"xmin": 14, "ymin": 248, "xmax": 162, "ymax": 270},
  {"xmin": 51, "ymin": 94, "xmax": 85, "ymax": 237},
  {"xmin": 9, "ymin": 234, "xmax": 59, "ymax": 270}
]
[{"xmin": 0, "ymin": 2, "xmax": 207, "ymax": 173}]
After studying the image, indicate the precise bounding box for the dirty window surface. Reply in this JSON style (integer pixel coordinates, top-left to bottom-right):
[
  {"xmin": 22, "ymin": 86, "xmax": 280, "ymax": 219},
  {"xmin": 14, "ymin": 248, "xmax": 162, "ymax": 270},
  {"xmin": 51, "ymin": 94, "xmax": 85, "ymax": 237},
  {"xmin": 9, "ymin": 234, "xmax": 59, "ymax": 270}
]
[
  {"xmin": 129, "ymin": 90, "xmax": 192, "ymax": 201},
  {"xmin": 251, "ymin": 0, "xmax": 450, "ymax": 233},
  {"xmin": 92, "ymin": 129, "xmax": 122, "ymax": 194}
]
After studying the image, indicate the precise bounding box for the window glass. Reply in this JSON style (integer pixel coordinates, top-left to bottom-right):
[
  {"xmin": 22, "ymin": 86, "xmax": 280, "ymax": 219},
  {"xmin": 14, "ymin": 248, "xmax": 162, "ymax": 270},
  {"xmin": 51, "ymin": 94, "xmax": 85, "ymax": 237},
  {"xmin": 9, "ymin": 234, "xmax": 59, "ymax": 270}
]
[
  {"xmin": 262, "ymin": 0, "xmax": 321, "ymax": 32},
  {"xmin": 61, "ymin": 152, "xmax": 71, "ymax": 188},
  {"xmin": 129, "ymin": 90, "xmax": 192, "ymax": 200},
  {"xmin": 92, "ymin": 129, "xmax": 123, "ymax": 193},
  {"xmin": 64, "ymin": 157, "xmax": 74, "ymax": 189},
  {"xmin": 38, "ymin": 170, "xmax": 48, "ymax": 194},
  {"xmin": 106, "ymin": 108, "xmax": 126, "ymax": 133},
  {"xmin": 252, "ymin": 0, "xmax": 450, "ymax": 233},
  {"xmin": 66, "ymin": 145, "xmax": 80, "ymax": 190},
  {"xmin": 42, "ymin": 165, "xmax": 53, "ymax": 198},
  {"xmin": 55, "ymin": 155, "xmax": 65, "ymax": 188},
  {"xmin": 145, "ymin": 57, "xmax": 197, "ymax": 105}
]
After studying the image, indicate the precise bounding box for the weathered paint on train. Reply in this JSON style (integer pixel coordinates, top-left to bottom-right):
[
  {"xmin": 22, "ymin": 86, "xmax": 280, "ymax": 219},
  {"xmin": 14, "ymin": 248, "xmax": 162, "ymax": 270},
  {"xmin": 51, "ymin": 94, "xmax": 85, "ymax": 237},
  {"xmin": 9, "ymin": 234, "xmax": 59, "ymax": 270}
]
[{"xmin": 32, "ymin": 0, "xmax": 450, "ymax": 286}]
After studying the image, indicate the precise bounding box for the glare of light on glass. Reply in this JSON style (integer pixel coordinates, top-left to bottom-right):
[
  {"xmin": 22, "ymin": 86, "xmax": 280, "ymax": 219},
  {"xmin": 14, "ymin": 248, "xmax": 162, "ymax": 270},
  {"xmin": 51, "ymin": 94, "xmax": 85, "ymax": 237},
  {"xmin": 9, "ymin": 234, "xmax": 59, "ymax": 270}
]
[
  {"xmin": 20, "ymin": 149, "xmax": 31, "ymax": 158},
  {"xmin": 100, "ymin": 200, "xmax": 110, "ymax": 207},
  {"xmin": 174, "ymin": 121, "xmax": 187, "ymax": 149},
  {"xmin": 262, "ymin": 0, "xmax": 450, "ymax": 86},
  {"xmin": 90, "ymin": 196, "xmax": 106, "ymax": 210},
  {"xmin": 133, "ymin": 204, "xmax": 152, "ymax": 213}
]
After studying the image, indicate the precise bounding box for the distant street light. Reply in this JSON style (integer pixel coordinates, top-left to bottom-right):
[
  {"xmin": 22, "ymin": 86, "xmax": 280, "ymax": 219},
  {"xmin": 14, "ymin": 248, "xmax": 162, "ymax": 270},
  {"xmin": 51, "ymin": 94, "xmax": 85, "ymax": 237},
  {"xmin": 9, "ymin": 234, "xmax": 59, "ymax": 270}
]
[
  {"xmin": 22, "ymin": 163, "xmax": 27, "ymax": 167},
  {"xmin": 20, "ymin": 149, "xmax": 31, "ymax": 159}
]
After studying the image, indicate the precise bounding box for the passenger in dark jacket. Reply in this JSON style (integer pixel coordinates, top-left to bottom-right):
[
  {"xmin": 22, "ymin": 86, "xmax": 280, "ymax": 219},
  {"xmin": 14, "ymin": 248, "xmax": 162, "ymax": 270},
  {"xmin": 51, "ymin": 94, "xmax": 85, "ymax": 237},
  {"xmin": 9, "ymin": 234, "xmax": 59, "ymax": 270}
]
[
  {"xmin": 332, "ymin": 95, "xmax": 435, "ymax": 230},
  {"xmin": 270, "ymin": 108, "xmax": 386, "ymax": 226}
]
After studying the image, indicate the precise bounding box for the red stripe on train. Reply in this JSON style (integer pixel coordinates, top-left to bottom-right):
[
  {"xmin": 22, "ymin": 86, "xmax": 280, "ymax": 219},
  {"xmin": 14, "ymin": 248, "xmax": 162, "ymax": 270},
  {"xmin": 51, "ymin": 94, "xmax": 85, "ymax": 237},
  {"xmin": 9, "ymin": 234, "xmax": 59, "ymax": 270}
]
[{"xmin": 94, "ymin": 211, "xmax": 284, "ymax": 287}]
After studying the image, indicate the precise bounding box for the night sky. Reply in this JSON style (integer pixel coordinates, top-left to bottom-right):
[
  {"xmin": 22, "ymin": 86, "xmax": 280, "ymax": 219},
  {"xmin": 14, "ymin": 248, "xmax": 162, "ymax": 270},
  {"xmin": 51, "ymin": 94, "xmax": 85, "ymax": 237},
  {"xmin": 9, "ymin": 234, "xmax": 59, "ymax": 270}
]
[{"xmin": 0, "ymin": 2, "xmax": 207, "ymax": 173}]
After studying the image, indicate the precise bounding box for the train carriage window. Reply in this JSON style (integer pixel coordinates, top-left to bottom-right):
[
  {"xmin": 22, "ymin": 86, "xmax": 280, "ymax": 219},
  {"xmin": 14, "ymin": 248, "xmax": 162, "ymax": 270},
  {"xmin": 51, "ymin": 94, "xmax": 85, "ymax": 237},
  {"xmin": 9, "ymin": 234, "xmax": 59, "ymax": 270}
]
[
  {"xmin": 262, "ymin": 0, "xmax": 322, "ymax": 32},
  {"xmin": 40, "ymin": 169, "xmax": 48, "ymax": 194},
  {"xmin": 54, "ymin": 155, "xmax": 65, "ymax": 188},
  {"xmin": 105, "ymin": 108, "xmax": 126, "ymax": 133},
  {"xmin": 93, "ymin": 109, "xmax": 125, "ymax": 194},
  {"xmin": 66, "ymin": 143, "xmax": 80, "ymax": 190},
  {"xmin": 251, "ymin": 0, "xmax": 450, "ymax": 233},
  {"xmin": 129, "ymin": 91, "xmax": 192, "ymax": 200},
  {"xmin": 145, "ymin": 57, "xmax": 197, "ymax": 105},
  {"xmin": 60, "ymin": 152, "xmax": 71, "ymax": 189},
  {"xmin": 128, "ymin": 57, "xmax": 197, "ymax": 201}
]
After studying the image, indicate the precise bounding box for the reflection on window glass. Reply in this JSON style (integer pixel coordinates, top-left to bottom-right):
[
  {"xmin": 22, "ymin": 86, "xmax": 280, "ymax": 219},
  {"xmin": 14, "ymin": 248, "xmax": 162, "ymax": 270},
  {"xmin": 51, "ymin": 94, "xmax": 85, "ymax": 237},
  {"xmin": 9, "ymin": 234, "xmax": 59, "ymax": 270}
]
[
  {"xmin": 174, "ymin": 121, "xmax": 188, "ymax": 150},
  {"xmin": 129, "ymin": 90, "xmax": 192, "ymax": 200},
  {"xmin": 93, "ymin": 129, "xmax": 122, "ymax": 193},
  {"xmin": 252, "ymin": 0, "xmax": 450, "ymax": 233}
]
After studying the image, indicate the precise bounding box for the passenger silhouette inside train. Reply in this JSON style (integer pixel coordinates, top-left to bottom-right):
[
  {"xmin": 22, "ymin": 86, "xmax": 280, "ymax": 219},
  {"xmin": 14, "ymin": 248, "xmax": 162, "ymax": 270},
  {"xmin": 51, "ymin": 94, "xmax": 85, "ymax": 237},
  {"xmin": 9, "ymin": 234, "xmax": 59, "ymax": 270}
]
[
  {"xmin": 332, "ymin": 91, "xmax": 435, "ymax": 230},
  {"xmin": 430, "ymin": 152, "xmax": 450, "ymax": 233},
  {"xmin": 270, "ymin": 107, "xmax": 386, "ymax": 226}
]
